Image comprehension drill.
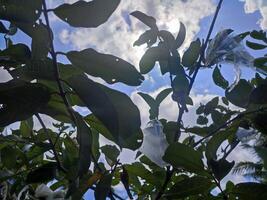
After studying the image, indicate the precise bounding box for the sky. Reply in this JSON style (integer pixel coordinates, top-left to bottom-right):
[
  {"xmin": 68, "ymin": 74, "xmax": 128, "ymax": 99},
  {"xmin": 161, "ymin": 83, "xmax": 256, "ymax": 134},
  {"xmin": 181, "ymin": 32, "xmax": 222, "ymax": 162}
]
[{"xmin": 0, "ymin": 0, "xmax": 267, "ymax": 199}]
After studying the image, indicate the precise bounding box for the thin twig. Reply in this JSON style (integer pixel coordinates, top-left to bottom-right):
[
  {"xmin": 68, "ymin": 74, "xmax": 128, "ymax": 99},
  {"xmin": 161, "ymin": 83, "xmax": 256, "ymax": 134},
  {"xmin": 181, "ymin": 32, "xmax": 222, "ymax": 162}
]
[{"xmin": 35, "ymin": 114, "xmax": 67, "ymax": 173}]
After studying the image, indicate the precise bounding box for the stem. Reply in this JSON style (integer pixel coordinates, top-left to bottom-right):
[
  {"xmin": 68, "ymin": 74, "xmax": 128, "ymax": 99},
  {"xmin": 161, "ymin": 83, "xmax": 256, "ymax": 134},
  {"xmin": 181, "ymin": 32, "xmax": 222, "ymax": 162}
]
[
  {"xmin": 41, "ymin": 0, "xmax": 77, "ymax": 125},
  {"xmin": 155, "ymin": 1, "xmax": 224, "ymax": 199},
  {"xmin": 211, "ymin": 173, "xmax": 228, "ymax": 200},
  {"xmin": 35, "ymin": 114, "xmax": 67, "ymax": 173}
]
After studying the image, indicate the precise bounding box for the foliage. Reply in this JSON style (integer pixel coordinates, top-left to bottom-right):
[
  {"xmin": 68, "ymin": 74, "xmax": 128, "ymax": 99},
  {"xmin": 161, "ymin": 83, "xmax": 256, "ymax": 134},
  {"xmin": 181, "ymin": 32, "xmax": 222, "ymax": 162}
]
[{"xmin": 0, "ymin": 0, "xmax": 267, "ymax": 200}]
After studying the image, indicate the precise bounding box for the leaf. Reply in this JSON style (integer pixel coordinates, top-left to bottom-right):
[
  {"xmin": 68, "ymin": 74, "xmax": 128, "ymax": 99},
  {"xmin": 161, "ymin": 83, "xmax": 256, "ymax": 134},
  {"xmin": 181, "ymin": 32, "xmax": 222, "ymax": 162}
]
[
  {"xmin": 174, "ymin": 22, "xmax": 186, "ymax": 49},
  {"xmin": 31, "ymin": 23, "xmax": 52, "ymax": 60},
  {"xmin": 95, "ymin": 174, "xmax": 113, "ymax": 200},
  {"xmin": 246, "ymin": 41, "xmax": 267, "ymax": 50},
  {"xmin": 138, "ymin": 92, "xmax": 156, "ymax": 108},
  {"xmin": 182, "ymin": 39, "xmax": 201, "ymax": 67},
  {"xmin": 134, "ymin": 29, "xmax": 158, "ymax": 47},
  {"xmin": 0, "ymin": 0, "xmax": 42, "ymax": 23},
  {"xmin": 139, "ymin": 46, "xmax": 169, "ymax": 74},
  {"xmin": 67, "ymin": 48, "xmax": 143, "ymax": 86},
  {"xmin": 76, "ymin": 114, "xmax": 92, "ymax": 177},
  {"xmin": 206, "ymin": 127, "xmax": 237, "ymax": 161},
  {"xmin": 54, "ymin": 0, "xmax": 120, "ymax": 28},
  {"xmin": 209, "ymin": 159, "xmax": 234, "ymax": 181},
  {"xmin": 225, "ymin": 79, "xmax": 253, "ymax": 108},
  {"xmin": 197, "ymin": 115, "xmax": 208, "ymax": 125},
  {"xmin": 232, "ymin": 183, "xmax": 267, "ymax": 200},
  {"xmin": 164, "ymin": 176, "xmax": 212, "ymax": 199},
  {"xmin": 249, "ymin": 84, "xmax": 267, "ymax": 104},
  {"xmin": 1, "ymin": 146, "xmax": 17, "ymax": 169},
  {"xmin": 0, "ymin": 80, "xmax": 50, "ymax": 127},
  {"xmin": 212, "ymin": 66, "xmax": 229, "ymax": 89},
  {"xmin": 254, "ymin": 57, "xmax": 267, "ymax": 68},
  {"xmin": 163, "ymin": 143, "xmax": 206, "ymax": 175},
  {"xmin": 155, "ymin": 88, "xmax": 172, "ymax": 104},
  {"xmin": 130, "ymin": 11, "xmax": 157, "ymax": 29},
  {"xmin": 20, "ymin": 117, "xmax": 33, "ymax": 138},
  {"xmin": 68, "ymin": 74, "xmax": 142, "ymax": 150},
  {"xmin": 250, "ymin": 30, "xmax": 267, "ymax": 43},
  {"xmin": 158, "ymin": 30, "xmax": 175, "ymax": 49},
  {"xmin": 26, "ymin": 163, "xmax": 56, "ymax": 183},
  {"xmin": 203, "ymin": 97, "xmax": 219, "ymax": 115},
  {"xmin": 101, "ymin": 145, "xmax": 120, "ymax": 163}
]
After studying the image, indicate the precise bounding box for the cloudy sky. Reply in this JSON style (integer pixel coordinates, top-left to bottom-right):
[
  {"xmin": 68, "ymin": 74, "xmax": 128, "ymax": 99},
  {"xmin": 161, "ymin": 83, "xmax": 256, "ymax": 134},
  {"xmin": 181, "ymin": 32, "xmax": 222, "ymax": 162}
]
[{"xmin": 0, "ymin": 0, "xmax": 267, "ymax": 199}]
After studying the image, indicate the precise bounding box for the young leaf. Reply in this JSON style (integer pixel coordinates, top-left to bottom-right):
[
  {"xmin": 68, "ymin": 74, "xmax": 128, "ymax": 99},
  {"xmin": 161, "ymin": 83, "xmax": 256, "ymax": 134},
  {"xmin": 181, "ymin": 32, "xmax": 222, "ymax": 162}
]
[
  {"xmin": 182, "ymin": 39, "xmax": 201, "ymax": 68},
  {"xmin": 54, "ymin": 0, "xmax": 120, "ymax": 28},
  {"xmin": 163, "ymin": 143, "xmax": 206, "ymax": 175},
  {"xmin": 164, "ymin": 176, "xmax": 212, "ymax": 199},
  {"xmin": 174, "ymin": 22, "xmax": 186, "ymax": 49},
  {"xmin": 246, "ymin": 41, "xmax": 267, "ymax": 50},
  {"xmin": 130, "ymin": 11, "xmax": 157, "ymax": 29},
  {"xmin": 95, "ymin": 174, "xmax": 113, "ymax": 200},
  {"xmin": 212, "ymin": 66, "xmax": 229, "ymax": 89},
  {"xmin": 67, "ymin": 48, "xmax": 144, "ymax": 86},
  {"xmin": 68, "ymin": 74, "xmax": 142, "ymax": 150},
  {"xmin": 155, "ymin": 88, "xmax": 172, "ymax": 105},
  {"xmin": 137, "ymin": 92, "xmax": 156, "ymax": 109}
]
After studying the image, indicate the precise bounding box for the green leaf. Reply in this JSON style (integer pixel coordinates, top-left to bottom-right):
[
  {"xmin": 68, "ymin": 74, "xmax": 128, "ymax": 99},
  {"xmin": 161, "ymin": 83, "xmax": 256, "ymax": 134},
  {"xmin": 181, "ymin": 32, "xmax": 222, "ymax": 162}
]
[
  {"xmin": 249, "ymin": 84, "xmax": 267, "ymax": 104},
  {"xmin": 139, "ymin": 46, "xmax": 169, "ymax": 74},
  {"xmin": 20, "ymin": 117, "xmax": 33, "ymax": 138},
  {"xmin": 182, "ymin": 39, "xmax": 201, "ymax": 67},
  {"xmin": 1, "ymin": 146, "xmax": 17, "ymax": 169},
  {"xmin": 246, "ymin": 41, "xmax": 267, "ymax": 50},
  {"xmin": 0, "ymin": 0, "xmax": 42, "ymax": 23},
  {"xmin": 225, "ymin": 79, "xmax": 253, "ymax": 108},
  {"xmin": 212, "ymin": 66, "xmax": 229, "ymax": 89},
  {"xmin": 164, "ymin": 176, "xmax": 212, "ymax": 199},
  {"xmin": 54, "ymin": 0, "xmax": 120, "ymax": 28},
  {"xmin": 162, "ymin": 121, "xmax": 180, "ymax": 144},
  {"xmin": 101, "ymin": 145, "xmax": 120, "ymax": 163},
  {"xmin": 26, "ymin": 162, "xmax": 56, "ymax": 183},
  {"xmin": 163, "ymin": 143, "xmax": 206, "ymax": 175},
  {"xmin": 95, "ymin": 174, "xmax": 113, "ymax": 200},
  {"xmin": 130, "ymin": 11, "xmax": 157, "ymax": 29},
  {"xmin": 67, "ymin": 48, "xmax": 143, "ymax": 86},
  {"xmin": 250, "ymin": 30, "xmax": 267, "ymax": 43},
  {"xmin": 232, "ymin": 183, "xmax": 267, "ymax": 200},
  {"xmin": 209, "ymin": 159, "xmax": 234, "ymax": 181},
  {"xmin": 155, "ymin": 88, "xmax": 172, "ymax": 104},
  {"xmin": 206, "ymin": 127, "xmax": 237, "ymax": 161},
  {"xmin": 76, "ymin": 114, "xmax": 92, "ymax": 177},
  {"xmin": 0, "ymin": 80, "xmax": 50, "ymax": 127},
  {"xmin": 197, "ymin": 115, "xmax": 208, "ymax": 125},
  {"xmin": 31, "ymin": 23, "xmax": 52, "ymax": 60},
  {"xmin": 125, "ymin": 163, "xmax": 160, "ymax": 186},
  {"xmin": 203, "ymin": 97, "xmax": 219, "ymax": 115},
  {"xmin": 254, "ymin": 57, "xmax": 267, "ymax": 68},
  {"xmin": 120, "ymin": 167, "xmax": 133, "ymax": 199},
  {"xmin": 68, "ymin": 74, "xmax": 142, "ymax": 150},
  {"xmin": 174, "ymin": 22, "xmax": 186, "ymax": 49},
  {"xmin": 134, "ymin": 29, "xmax": 158, "ymax": 47},
  {"xmin": 158, "ymin": 30, "xmax": 175, "ymax": 49},
  {"xmin": 172, "ymin": 73, "xmax": 189, "ymax": 93},
  {"xmin": 138, "ymin": 92, "xmax": 156, "ymax": 108}
]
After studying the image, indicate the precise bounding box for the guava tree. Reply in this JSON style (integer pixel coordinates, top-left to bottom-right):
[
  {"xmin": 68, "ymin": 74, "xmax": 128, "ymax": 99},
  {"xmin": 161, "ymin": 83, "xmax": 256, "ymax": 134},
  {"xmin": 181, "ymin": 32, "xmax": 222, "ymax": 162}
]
[{"xmin": 0, "ymin": 0, "xmax": 267, "ymax": 199}]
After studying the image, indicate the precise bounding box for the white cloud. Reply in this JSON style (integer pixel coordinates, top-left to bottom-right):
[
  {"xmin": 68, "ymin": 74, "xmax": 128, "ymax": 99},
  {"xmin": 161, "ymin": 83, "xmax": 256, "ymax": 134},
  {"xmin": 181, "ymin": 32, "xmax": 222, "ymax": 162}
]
[
  {"xmin": 241, "ymin": 0, "xmax": 267, "ymax": 30},
  {"xmin": 56, "ymin": 0, "xmax": 215, "ymax": 67}
]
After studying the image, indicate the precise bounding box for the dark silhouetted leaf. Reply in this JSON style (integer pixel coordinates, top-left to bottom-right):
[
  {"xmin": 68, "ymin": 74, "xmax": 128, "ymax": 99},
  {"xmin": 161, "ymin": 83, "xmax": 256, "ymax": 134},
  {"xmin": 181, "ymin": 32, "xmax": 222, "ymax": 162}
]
[
  {"xmin": 232, "ymin": 183, "xmax": 267, "ymax": 200},
  {"xmin": 130, "ymin": 11, "xmax": 157, "ymax": 29},
  {"xmin": 76, "ymin": 114, "xmax": 92, "ymax": 177},
  {"xmin": 0, "ymin": 21, "xmax": 8, "ymax": 34},
  {"xmin": 174, "ymin": 22, "xmax": 186, "ymax": 49},
  {"xmin": 246, "ymin": 41, "xmax": 267, "ymax": 50},
  {"xmin": 182, "ymin": 39, "xmax": 201, "ymax": 67},
  {"xmin": 163, "ymin": 143, "xmax": 206, "ymax": 175},
  {"xmin": 54, "ymin": 0, "xmax": 120, "ymax": 28},
  {"xmin": 101, "ymin": 145, "xmax": 120, "ymax": 163},
  {"xmin": 68, "ymin": 74, "xmax": 142, "ymax": 150},
  {"xmin": 158, "ymin": 30, "xmax": 175, "ymax": 49},
  {"xmin": 26, "ymin": 162, "xmax": 56, "ymax": 183},
  {"xmin": 197, "ymin": 115, "xmax": 208, "ymax": 125},
  {"xmin": 0, "ymin": 80, "xmax": 50, "ymax": 127},
  {"xmin": 134, "ymin": 29, "xmax": 158, "ymax": 47},
  {"xmin": 164, "ymin": 176, "xmax": 212, "ymax": 199},
  {"xmin": 209, "ymin": 159, "xmax": 234, "ymax": 181},
  {"xmin": 249, "ymin": 84, "xmax": 267, "ymax": 104},
  {"xmin": 95, "ymin": 174, "xmax": 113, "ymax": 200},
  {"xmin": 212, "ymin": 66, "xmax": 229, "ymax": 89},
  {"xmin": 67, "ymin": 48, "xmax": 143, "ymax": 86},
  {"xmin": 155, "ymin": 88, "xmax": 172, "ymax": 104},
  {"xmin": 225, "ymin": 79, "xmax": 253, "ymax": 108}
]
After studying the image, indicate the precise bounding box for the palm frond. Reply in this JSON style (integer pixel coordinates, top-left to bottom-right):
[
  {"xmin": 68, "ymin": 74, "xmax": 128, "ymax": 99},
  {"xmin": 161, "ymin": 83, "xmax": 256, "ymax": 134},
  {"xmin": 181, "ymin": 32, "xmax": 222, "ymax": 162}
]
[{"xmin": 232, "ymin": 161, "xmax": 263, "ymax": 175}]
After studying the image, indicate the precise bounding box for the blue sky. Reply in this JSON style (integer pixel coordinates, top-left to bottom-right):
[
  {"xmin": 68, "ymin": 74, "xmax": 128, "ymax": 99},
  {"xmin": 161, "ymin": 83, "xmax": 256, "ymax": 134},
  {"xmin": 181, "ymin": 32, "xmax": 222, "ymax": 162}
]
[{"xmin": 1, "ymin": 0, "xmax": 267, "ymax": 199}]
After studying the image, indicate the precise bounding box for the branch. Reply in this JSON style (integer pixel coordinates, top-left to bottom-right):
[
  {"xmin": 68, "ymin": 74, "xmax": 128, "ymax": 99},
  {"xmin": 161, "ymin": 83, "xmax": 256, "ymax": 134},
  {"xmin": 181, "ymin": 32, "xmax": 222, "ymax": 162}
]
[
  {"xmin": 35, "ymin": 114, "xmax": 67, "ymax": 173},
  {"xmin": 193, "ymin": 106, "xmax": 267, "ymax": 148},
  {"xmin": 155, "ymin": 1, "xmax": 224, "ymax": 199}
]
